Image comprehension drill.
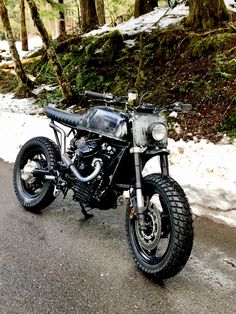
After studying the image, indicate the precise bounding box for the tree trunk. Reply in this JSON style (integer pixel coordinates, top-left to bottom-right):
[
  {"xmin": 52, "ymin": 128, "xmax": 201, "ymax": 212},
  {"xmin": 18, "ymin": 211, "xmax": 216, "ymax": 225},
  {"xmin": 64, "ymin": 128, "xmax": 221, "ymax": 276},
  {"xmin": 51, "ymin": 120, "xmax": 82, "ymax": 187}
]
[
  {"xmin": 135, "ymin": 0, "xmax": 157, "ymax": 18},
  {"xmin": 79, "ymin": 0, "xmax": 99, "ymax": 32},
  {"xmin": 20, "ymin": 0, "xmax": 29, "ymax": 51},
  {"xmin": 75, "ymin": 0, "xmax": 81, "ymax": 28},
  {"xmin": 0, "ymin": 0, "xmax": 30, "ymax": 90},
  {"xmin": 186, "ymin": 0, "xmax": 229, "ymax": 30},
  {"xmin": 96, "ymin": 0, "xmax": 105, "ymax": 25},
  {"xmin": 58, "ymin": 0, "xmax": 66, "ymax": 39},
  {"xmin": 79, "ymin": 0, "xmax": 86, "ymax": 30},
  {"xmin": 26, "ymin": 0, "xmax": 74, "ymax": 104}
]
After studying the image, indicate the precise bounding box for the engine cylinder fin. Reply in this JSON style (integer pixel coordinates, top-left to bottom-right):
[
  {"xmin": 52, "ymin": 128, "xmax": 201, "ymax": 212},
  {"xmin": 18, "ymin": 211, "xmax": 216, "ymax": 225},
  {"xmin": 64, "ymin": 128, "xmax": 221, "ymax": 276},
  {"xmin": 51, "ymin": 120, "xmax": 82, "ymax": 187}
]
[{"xmin": 72, "ymin": 181, "xmax": 95, "ymax": 204}]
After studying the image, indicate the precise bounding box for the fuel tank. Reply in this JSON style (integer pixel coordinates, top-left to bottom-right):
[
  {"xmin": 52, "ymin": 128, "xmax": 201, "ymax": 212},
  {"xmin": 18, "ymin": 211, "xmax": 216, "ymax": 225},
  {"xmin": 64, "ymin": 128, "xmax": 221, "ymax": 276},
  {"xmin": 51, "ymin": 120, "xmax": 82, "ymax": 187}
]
[{"xmin": 77, "ymin": 107, "xmax": 129, "ymax": 141}]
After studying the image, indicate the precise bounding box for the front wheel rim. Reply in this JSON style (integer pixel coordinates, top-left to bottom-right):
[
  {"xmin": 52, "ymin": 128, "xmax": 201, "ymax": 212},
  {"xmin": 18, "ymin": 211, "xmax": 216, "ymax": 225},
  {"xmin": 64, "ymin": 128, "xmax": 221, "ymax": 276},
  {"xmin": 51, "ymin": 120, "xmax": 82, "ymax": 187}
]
[{"xmin": 130, "ymin": 194, "xmax": 172, "ymax": 265}]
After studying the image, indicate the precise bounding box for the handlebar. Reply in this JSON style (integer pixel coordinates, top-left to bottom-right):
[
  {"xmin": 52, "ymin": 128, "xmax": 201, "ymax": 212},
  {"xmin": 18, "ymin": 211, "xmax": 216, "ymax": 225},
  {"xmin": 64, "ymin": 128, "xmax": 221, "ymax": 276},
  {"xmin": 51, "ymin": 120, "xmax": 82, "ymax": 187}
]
[
  {"xmin": 85, "ymin": 90, "xmax": 127, "ymax": 107},
  {"xmin": 84, "ymin": 90, "xmax": 192, "ymax": 113},
  {"xmin": 84, "ymin": 91, "xmax": 106, "ymax": 99},
  {"xmin": 84, "ymin": 90, "xmax": 114, "ymax": 101}
]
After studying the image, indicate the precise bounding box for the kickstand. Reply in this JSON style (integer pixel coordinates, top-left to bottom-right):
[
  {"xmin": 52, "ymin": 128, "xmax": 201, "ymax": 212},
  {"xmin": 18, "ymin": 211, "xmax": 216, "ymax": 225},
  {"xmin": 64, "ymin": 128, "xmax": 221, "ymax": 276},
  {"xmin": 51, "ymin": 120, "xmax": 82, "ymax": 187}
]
[{"xmin": 80, "ymin": 202, "xmax": 94, "ymax": 219}]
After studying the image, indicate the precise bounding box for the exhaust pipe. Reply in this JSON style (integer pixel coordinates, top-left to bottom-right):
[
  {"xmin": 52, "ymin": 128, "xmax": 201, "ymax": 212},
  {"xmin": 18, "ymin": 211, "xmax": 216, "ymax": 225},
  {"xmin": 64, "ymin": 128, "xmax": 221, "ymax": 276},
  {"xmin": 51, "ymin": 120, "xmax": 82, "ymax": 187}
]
[{"xmin": 50, "ymin": 122, "xmax": 102, "ymax": 183}]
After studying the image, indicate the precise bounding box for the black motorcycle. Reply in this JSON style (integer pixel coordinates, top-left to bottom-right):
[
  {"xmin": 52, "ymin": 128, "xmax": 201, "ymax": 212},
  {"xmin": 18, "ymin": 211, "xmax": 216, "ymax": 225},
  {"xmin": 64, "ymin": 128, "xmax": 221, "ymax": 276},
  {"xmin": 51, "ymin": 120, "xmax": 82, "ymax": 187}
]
[{"xmin": 13, "ymin": 90, "xmax": 193, "ymax": 280}]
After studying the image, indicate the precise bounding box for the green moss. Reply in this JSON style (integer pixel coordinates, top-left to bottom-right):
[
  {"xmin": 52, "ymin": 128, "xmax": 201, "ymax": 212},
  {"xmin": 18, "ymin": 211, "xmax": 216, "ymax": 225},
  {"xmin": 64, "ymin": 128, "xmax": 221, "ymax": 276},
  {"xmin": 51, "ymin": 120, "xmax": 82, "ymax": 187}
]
[
  {"xmin": 83, "ymin": 30, "xmax": 124, "ymax": 64},
  {"xmin": 225, "ymin": 59, "xmax": 236, "ymax": 74},
  {"xmin": 210, "ymin": 54, "xmax": 236, "ymax": 81},
  {"xmin": 0, "ymin": 70, "xmax": 18, "ymax": 93},
  {"xmin": 34, "ymin": 61, "xmax": 56, "ymax": 84},
  {"xmin": 75, "ymin": 72, "xmax": 105, "ymax": 91},
  {"xmin": 222, "ymin": 109, "xmax": 236, "ymax": 139},
  {"xmin": 174, "ymin": 79, "xmax": 203, "ymax": 96},
  {"xmin": 204, "ymin": 84, "xmax": 214, "ymax": 100},
  {"xmin": 188, "ymin": 33, "xmax": 232, "ymax": 59},
  {"xmin": 150, "ymin": 27, "xmax": 189, "ymax": 62},
  {"xmin": 102, "ymin": 30, "xmax": 124, "ymax": 62}
]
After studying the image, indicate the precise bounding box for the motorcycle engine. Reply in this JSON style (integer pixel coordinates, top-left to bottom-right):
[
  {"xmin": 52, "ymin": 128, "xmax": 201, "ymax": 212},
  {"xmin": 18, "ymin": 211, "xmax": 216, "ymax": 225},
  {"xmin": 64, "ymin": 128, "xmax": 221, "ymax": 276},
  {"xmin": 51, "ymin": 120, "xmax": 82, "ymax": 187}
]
[
  {"xmin": 74, "ymin": 137, "xmax": 99, "ymax": 157},
  {"xmin": 69, "ymin": 137, "xmax": 118, "ymax": 209}
]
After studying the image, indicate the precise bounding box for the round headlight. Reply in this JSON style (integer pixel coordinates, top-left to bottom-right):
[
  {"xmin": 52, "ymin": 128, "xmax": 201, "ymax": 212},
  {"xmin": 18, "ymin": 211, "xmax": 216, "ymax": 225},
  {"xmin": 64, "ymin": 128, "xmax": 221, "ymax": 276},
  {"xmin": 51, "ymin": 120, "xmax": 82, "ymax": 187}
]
[{"xmin": 150, "ymin": 123, "xmax": 167, "ymax": 141}]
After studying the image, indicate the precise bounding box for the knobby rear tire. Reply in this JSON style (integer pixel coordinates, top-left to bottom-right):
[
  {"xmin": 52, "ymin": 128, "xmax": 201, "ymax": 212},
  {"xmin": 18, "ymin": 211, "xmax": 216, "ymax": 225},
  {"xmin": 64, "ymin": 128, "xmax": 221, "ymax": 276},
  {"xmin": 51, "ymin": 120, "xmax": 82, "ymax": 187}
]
[
  {"xmin": 13, "ymin": 136, "xmax": 60, "ymax": 212},
  {"xmin": 126, "ymin": 174, "xmax": 194, "ymax": 280}
]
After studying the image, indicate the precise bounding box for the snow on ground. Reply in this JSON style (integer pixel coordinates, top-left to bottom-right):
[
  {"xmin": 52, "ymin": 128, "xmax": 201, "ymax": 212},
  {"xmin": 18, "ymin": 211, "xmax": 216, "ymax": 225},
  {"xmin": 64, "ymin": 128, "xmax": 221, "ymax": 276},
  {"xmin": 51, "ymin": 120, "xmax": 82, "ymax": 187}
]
[
  {"xmin": 0, "ymin": 93, "xmax": 40, "ymax": 114},
  {"xmin": 86, "ymin": 5, "xmax": 188, "ymax": 37},
  {"xmin": 144, "ymin": 140, "xmax": 236, "ymax": 227},
  {"xmin": 0, "ymin": 97, "xmax": 235, "ymax": 228},
  {"xmin": 86, "ymin": 0, "xmax": 236, "ymax": 37},
  {"xmin": 0, "ymin": 36, "xmax": 43, "ymax": 64}
]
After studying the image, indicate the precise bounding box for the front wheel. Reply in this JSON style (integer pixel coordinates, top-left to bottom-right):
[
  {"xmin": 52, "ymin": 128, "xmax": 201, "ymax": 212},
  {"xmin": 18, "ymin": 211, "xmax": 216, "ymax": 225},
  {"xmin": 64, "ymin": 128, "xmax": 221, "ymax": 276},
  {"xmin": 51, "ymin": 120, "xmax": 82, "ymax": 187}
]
[
  {"xmin": 13, "ymin": 136, "xmax": 60, "ymax": 212},
  {"xmin": 126, "ymin": 174, "xmax": 193, "ymax": 280}
]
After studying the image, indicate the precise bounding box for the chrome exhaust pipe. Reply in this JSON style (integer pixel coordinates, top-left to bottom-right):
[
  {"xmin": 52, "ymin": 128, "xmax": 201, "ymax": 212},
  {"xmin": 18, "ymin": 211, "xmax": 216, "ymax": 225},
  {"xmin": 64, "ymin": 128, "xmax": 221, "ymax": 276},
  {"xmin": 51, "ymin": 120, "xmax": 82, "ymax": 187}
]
[{"xmin": 50, "ymin": 122, "xmax": 102, "ymax": 183}]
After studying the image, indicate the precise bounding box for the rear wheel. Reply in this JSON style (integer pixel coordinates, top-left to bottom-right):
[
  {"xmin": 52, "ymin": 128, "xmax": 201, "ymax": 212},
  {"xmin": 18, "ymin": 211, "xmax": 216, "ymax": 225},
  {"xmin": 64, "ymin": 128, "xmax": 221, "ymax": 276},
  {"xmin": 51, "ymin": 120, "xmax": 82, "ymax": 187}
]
[
  {"xmin": 126, "ymin": 174, "xmax": 193, "ymax": 280},
  {"xmin": 13, "ymin": 137, "xmax": 60, "ymax": 211}
]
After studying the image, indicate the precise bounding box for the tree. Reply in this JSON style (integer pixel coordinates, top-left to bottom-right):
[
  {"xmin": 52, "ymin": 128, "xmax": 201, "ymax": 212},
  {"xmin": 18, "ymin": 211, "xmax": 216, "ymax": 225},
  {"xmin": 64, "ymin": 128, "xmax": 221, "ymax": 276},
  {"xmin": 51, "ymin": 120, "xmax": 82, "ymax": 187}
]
[
  {"xmin": 186, "ymin": 0, "xmax": 229, "ymax": 30},
  {"xmin": 45, "ymin": 0, "xmax": 66, "ymax": 38},
  {"xmin": 80, "ymin": 0, "xmax": 99, "ymax": 31},
  {"xmin": 75, "ymin": 0, "xmax": 81, "ymax": 28},
  {"xmin": 0, "ymin": 0, "xmax": 31, "ymax": 92},
  {"xmin": 96, "ymin": 0, "xmax": 105, "ymax": 25},
  {"xmin": 20, "ymin": 0, "xmax": 29, "ymax": 51},
  {"xmin": 26, "ymin": 0, "xmax": 74, "ymax": 104},
  {"xmin": 135, "ymin": 0, "xmax": 157, "ymax": 18},
  {"xmin": 58, "ymin": 0, "xmax": 66, "ymax": 38}
]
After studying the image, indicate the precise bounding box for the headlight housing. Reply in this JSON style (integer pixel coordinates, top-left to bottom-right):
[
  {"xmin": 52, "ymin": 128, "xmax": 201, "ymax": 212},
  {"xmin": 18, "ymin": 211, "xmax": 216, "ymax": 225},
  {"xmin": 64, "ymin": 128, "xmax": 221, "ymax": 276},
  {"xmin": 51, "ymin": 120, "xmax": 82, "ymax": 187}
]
[{"xmin": 148, "ymin": 123, "xmax": 167, "ymax": 142}]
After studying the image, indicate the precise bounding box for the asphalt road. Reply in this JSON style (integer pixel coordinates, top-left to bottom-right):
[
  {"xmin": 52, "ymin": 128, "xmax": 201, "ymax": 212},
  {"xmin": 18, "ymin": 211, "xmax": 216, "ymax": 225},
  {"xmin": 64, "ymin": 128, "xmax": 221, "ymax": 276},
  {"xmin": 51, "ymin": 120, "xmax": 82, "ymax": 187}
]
[{"xmin": 0, "ymin": 159, "xmax": 236, "ymax": 314}]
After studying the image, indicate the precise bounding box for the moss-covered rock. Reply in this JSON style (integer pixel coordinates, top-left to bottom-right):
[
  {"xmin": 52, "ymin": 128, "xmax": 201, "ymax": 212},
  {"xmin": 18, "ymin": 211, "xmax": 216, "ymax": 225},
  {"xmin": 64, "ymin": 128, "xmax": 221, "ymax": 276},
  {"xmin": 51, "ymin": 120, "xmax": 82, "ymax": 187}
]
[
  {"xmin": 188, "ymin": 33, "xmax": 232, "ymax": 60},
  {"xmin": 83, "ymin": 30, "xmax": 124, "ymax": 65}
]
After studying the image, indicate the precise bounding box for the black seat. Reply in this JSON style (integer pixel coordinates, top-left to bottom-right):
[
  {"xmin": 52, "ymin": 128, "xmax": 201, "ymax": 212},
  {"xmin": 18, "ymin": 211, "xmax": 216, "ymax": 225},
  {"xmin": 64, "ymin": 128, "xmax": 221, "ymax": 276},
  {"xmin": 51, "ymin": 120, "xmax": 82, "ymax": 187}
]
[{"xmin": 44, "ymin": 107, "xmax": 81, "ymax": 128}]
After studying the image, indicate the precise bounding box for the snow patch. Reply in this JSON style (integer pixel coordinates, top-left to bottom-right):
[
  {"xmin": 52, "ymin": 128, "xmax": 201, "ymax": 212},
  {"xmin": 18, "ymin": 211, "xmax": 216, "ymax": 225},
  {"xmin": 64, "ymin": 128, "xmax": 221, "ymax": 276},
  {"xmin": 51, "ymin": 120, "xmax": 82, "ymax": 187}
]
[
  {"xmin": 86, "ymin": 6, "xmax": 187, "ymax": 37},
  {"xmin": 144, "ymin": 138, "xmax": 236, "ymax": 227},
  {"xmin": 85, "ymin": 1, "xmax": 235, "ymax": 38},
  {"xmin": 0, "ymin": 36, "xmax": 43, "ymax": 65}
]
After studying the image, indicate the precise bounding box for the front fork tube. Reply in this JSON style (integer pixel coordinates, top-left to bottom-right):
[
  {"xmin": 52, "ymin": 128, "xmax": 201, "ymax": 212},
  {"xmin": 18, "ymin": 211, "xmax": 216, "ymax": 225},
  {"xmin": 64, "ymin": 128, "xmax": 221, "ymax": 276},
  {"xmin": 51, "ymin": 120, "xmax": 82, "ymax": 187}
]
[
  {"xmin": 133, "ymin": 152, "xmax": 145, "ymax": 221},
  {"xmin": 133, "ymin": 152, "xmax": 170, "ymax": 210},
  {"xmin": 133, "ymin": 152, "xmax": 169, "ymax": 224},
  {"xmin": 160, "ymin": 153, "xmax": 169, "ymax": 176}
]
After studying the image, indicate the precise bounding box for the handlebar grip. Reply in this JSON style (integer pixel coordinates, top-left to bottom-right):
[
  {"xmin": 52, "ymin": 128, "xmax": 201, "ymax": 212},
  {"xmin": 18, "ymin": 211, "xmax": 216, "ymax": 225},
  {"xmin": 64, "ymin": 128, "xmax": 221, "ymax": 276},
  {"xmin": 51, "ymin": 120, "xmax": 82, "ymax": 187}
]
[{"xmin": 84, "ymin": 90, "xmax": 105, "ymax": 99}]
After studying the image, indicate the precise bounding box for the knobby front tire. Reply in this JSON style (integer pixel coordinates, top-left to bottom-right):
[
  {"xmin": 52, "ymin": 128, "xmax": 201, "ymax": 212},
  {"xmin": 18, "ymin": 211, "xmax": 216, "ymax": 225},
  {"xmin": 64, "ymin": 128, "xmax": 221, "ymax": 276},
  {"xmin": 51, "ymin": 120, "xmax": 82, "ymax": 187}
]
[{"xmin": 126, "ymin": 174, "xmax": 193, "ymax": 280}]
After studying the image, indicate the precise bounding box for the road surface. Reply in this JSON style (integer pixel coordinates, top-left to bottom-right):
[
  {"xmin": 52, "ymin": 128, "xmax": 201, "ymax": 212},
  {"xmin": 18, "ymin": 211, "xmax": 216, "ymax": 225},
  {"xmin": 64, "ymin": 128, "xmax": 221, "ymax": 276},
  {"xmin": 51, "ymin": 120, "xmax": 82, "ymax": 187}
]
[{"xmin": 0, "ymin": 159, "xmax": 235, "ymax": 313}]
